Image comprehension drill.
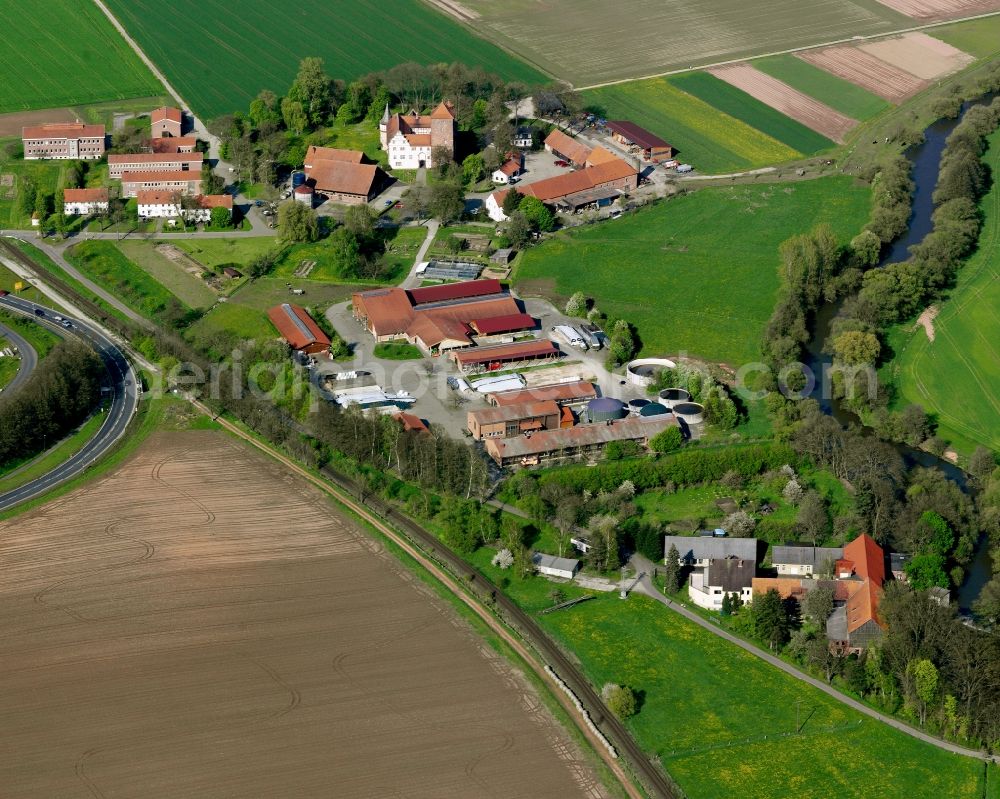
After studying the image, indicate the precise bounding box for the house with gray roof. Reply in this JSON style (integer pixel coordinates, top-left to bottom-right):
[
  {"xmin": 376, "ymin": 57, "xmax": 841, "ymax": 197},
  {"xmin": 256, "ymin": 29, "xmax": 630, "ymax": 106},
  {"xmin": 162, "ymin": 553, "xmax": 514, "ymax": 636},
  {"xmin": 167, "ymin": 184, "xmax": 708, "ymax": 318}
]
[
  {"xmin": 664, "ymin": 536, "xmax": 758, "ymax": 568},
  {"xmin": 771, "ymin": 545, "xmax": 843, "ymax": 577},
  {"xmin": 532, "ymin": 552, "xmax": 580, "ymax": 580},
  {"xmin": 689, "ymin": 556, "xmax": 756, "ymax": 610}
]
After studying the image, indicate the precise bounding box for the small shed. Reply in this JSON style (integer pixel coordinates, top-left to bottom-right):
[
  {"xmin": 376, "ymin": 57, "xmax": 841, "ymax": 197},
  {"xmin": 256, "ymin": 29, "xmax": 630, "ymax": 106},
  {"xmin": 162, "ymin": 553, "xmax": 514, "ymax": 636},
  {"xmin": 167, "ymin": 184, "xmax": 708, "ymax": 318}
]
[
  {"xmin": 491, "ymin": 248, "xmax": 515, "ymax": 265},
  {"xmin": 533, "ymin": 552, "xmax": 581, "ymax": 579},
  {"xmin": 222, "ymin": 266, "xmax": 243, "ymax": 279}
]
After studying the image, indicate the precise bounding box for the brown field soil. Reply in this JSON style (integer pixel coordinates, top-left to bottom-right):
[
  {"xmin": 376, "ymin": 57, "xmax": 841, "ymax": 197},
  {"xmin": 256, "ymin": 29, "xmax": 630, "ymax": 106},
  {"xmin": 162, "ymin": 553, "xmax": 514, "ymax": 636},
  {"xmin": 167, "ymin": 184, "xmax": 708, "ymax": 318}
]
[
  {"xmin": 871, "ymin": 0, "xmax": 1000, "ymax": 19},
  {"xmin": 0, "ymin": 107, "xmax": 76, "ymax": 137},
  {"xmin": 858, "ymin": 32, "xmax": 975, "ymax": 79},
  {"xmin": 797, "ymin": 46, "xmax": 929, "ymax": 102},
  {"xmin": 708, "ymin": 63, "xmax": 858, "ymax": 143},
  {"xmin": 0, "ymin": 431, "xmax": 605, "ymax": 798}
]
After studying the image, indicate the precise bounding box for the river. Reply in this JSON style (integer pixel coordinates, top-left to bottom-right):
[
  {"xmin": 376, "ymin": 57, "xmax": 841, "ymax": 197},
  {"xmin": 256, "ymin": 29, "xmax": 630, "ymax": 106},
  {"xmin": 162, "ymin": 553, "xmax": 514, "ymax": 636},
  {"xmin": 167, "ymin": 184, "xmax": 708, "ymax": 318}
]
[{"xmin": 804, "ymin": 94, "xmax": 997, "ymax": 613}]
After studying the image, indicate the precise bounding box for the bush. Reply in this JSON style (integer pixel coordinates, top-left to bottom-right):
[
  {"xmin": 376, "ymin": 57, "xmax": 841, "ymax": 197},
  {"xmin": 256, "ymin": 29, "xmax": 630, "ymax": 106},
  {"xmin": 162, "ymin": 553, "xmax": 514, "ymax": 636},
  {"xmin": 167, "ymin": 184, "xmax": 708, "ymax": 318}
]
[{"xmin": 649, "ymin": 425, "xmax": 683, "ymax": 453}]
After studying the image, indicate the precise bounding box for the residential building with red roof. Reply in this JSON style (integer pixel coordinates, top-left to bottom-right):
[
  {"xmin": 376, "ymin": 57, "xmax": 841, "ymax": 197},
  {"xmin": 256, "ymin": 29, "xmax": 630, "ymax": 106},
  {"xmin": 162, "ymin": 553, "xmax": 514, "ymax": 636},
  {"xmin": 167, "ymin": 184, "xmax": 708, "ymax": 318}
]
[
  {"xmin": 108, "ymin": 152, "xmax": 202, "ymax": 179},
  {"xmin": 492, "ymin": 157, "xmax": 523, "ymax": 185},
  {"xmin": 379, "ymin": 101, "xmax": 455, "ymax": 169},
  {"xmin": 62, "ymin": 188, "xmax": 108, "ymax": 216},
  {"xmin": 137, "ymin": 192, "xmax": 232, "ymax": 223},
  {"xmin": 151, "ymin": 106, "xmax": 183, "ymax": 138},
  {"xmin": 121, "ymin": 171, "xmax": 202, "ymax": 198},
  {"xmin": 267, "ymin": 303, "xmax": 331, "ymax": 354},
  {"xmin": 22, "ymin": 123, "xmax": 105, "ymax": 160}
]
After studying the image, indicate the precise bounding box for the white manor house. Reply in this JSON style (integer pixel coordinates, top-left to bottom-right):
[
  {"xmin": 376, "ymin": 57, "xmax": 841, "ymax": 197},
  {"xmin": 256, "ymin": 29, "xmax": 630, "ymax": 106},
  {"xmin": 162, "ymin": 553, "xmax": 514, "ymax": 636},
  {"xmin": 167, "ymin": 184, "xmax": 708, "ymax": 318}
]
[{"xmin": 379, "ymin": 101, "xmax": 455, "ymax": 169}]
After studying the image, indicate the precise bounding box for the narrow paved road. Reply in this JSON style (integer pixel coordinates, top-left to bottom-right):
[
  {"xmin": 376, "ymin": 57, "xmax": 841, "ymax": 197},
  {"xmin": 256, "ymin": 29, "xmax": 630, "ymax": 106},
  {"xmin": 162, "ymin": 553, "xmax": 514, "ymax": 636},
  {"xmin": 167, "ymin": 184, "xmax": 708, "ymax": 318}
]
[
  {"xmin": 627, "ymin": 553, "xmax": 995, "ymax": 762},
  {"xmin": 0, "ymin": 236, "xmax": 148, "ymax": 328},
  {"xmin": 0, "ymin": 319, "xmax": 37, "ymax": 394},
  {"xmin": 0, "ymin": 296, "xmax": 140, "ymax": 511},
  {"xmin": 401, "ymin": 219, "xmax": 439, "ymax": 288}
]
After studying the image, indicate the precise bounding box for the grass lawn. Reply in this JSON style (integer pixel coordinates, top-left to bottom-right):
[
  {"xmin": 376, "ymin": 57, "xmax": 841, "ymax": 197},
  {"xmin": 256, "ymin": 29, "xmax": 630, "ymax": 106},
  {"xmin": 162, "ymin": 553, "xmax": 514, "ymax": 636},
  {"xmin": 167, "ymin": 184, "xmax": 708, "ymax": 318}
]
[
  {"xmin": 752, "ymin": 55, "xmax": 890, "ymax": 121},
  {"xmin": 117, "ymin": 241, "xmax": 217, "ymax": 309},
  {"xmin": 930, "ymin": 17, "xmax": 1000, "ymax": 58},
  {"xmin": 0, "ymin": 309, "xmax": 59, "ymax": 359},
  {"xmin": 0, "ymin": 345, "xmax": 20, "ymax": 390},
  {"xmin": 0, "ymin": 155, "xmax": 65, "ymax": 228},
  {"xmin": 514, "ymin": 176, "xmax": 871, "ymax": 364},
  {"xmin": 889, "ymin": 129, "xmax": 1000, "ymax": 454},
  {"xmin": 186, "ymin": 301, "xmax": 272, "ymax": 346},
  {"xmin": 228, "ymin": 277, "xmax": 361, "ymax": 312},
  {"xmin": 0, "ymin": 0, "xmax": 163, "ymax": 113},
  {"xmin": 65, "ymin": 240, "xmax": 190, "ymax": 322},
  {"xmin": 308, "ymin": 120, "xmax": 387, "ymax": 168},
  {"xmin": 100, "ymin": 0, "xmax": 546, "ymax": 120},
  {"xmin": 373, "ymin": 342, "xmax": 422, "ymax": 360},
  {"xmin": 583, "ymin": 79, "xmax": 800, "ymax": 174},
  {"xmin": 171, "ymin": 238, "xmax": 280, "ymax": 269},
  {"xmin": 539, "ymin": 594, "xmax": 989, "ymax": 799},
  {"xmin": 0, "ymin": 262, "xmax": 48, "ymax": 307},
  {"xmin": 382, "ymin": 226, "xmax": 428, "ymax": 274},
  {"xmin": 669, "ymin": 72, "xmax": 835, "ymax": 155},
  {"xmin": 0, "ymin": 412, "xmax": 105, "ymax": 488}
]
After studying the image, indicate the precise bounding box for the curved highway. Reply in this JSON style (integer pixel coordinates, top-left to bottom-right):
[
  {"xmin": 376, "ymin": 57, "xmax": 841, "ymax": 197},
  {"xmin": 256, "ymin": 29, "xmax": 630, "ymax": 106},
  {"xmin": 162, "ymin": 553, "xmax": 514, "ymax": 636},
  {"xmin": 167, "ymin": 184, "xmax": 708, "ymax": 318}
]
[
  {"xmin": 0, "ymin": 296, "xmax": 139, "ymax": 511},
  {"xmin": 0, "ymin": 319, "xmax": 38, "ymax": 394}
]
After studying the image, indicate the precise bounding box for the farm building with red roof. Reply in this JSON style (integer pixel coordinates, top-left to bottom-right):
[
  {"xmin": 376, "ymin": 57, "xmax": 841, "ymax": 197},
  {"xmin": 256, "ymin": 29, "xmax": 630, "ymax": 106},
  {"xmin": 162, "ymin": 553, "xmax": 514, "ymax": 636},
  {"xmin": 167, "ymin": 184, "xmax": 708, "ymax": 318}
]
[
  {"xmin": 267, "ymin": 303, "xmax": 331, "ymax": 354},
  {"xmin": 606, "ymin": 121, "xmax": 674, "ymax": 161}
]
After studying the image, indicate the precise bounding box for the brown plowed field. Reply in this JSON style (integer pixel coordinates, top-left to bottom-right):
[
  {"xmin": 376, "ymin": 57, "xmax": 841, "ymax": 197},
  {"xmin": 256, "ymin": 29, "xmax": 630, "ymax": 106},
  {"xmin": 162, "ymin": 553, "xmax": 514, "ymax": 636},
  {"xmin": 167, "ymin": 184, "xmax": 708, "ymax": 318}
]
[
  {"xmin": 870, "ymin": 0, "xmax": 1000, "ymax": 19},
  {"xmin": 859, "ymin": 32, "xmax": 975, "ymax": 80},
  {"xmin": 0, "ymin": 431, "xmax": 605, "ymax": 798},
  {"xmin": 798, "ymin": 46, "xmax": 929, "ymax": 102},
  {"xmin": 708, "ymin": 63, "xmax": 858, "ymax": 143},
  {"xmin": 0, "ymin": 108, "xmax": 76, "ymax": 137}
]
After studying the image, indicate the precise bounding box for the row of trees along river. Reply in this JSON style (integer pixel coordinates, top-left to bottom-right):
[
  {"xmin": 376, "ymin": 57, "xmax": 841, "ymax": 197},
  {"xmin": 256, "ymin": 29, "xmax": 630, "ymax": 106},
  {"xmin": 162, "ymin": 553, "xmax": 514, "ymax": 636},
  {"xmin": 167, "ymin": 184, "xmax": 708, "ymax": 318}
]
[{"xmin": 804, "ymin": 92, "xmax": 1000, "ymax": 614}]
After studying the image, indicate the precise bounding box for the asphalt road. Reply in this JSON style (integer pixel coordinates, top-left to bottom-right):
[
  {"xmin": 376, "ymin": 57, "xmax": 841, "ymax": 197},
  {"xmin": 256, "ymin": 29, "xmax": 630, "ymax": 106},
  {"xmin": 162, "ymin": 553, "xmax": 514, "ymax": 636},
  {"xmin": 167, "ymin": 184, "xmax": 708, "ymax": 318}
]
[
  {"xmin": 0, "ymin": 296, "xmax": 140, "ymax": 512},
  {"xmin": 0, "ymin": 319, "xmax": 38, "ymax": 394}
]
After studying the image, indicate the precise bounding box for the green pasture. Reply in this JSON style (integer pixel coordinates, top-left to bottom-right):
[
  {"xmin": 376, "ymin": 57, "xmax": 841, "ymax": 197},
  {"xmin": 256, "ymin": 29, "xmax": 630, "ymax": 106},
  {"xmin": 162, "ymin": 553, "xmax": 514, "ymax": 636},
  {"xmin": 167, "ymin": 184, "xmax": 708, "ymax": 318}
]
[
  {"xmin": 889, "ymin": 130, "xmax": 1000, "ymax": 453},
  {"xmin": 172, "ymin": 238, "xmax": 279, "ymax": 269},
  {"xmin": 669, "ymin": 72, "xmax": 835, "ymax": 155},
  {"xmin": 0, "ymin": 0, "xmax": 163, "ymax": 113},
  {"xmin": 539, "ymin": 594, "xmax": 989, "ymax": 799},
  {"xmin": 65, "ymin": 241, "xmax": 189, "ymax": 322},
  {"xmin": 930, "ymin": 17, "xmax": 1000, "ymax": 58},
  {"xmin": 373, "ymin": 342, "xmax": 422, "ymax": 360},
  {"xmin": 583, "ymin": 79, "xmax": 799, "ymax": 173},
  {"xmin": 99, "ymin": 0, "xmax": 547, "ymax": 120},
  {"xmin": 514, "ymin": 176, "xmax": 871, "ymax": 364},
  {"xmin": 116, "ymin": 241, "xmax": 217, "ymax": 309},
  {"xmin": 0, "ymin": 156, "xmax": 65, "ymax": 228},
  {"xmin": 752, "ymin": 55, "xmax": 890, "ymax": 120}
]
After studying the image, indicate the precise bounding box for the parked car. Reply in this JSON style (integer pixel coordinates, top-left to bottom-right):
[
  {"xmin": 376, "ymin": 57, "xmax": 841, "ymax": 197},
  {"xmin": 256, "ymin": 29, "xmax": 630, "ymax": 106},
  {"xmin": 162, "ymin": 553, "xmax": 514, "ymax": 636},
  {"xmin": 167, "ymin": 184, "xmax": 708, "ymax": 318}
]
[
  {"xmin": 0, "ymin": 289, "xmax": 8, "ymax": 297},
  {"xmin": 662, "ymin": 159, "xmax": 680, "ymax": 169},
  {"xmin": 254, "ymin": 200, "xmax": 263, "ymax": 207},
  {"xmin": 384, "ymin": 199, "xmax": 394, "ymax": 206},
  {"xmin": 553, "ymin": 159, "xmax": 569, "ymax": 167},
  {"xmin": 676, "ymin": 164, "xmax": 694, "ymax": 173}
]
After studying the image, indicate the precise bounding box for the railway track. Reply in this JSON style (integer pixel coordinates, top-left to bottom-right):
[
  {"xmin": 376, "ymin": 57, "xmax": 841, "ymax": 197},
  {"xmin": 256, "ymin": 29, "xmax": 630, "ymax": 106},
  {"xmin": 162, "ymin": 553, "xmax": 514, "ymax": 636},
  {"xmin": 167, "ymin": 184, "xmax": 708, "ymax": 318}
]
[{"xmin": 191, "ymin": 399, "xmax": 680, "ymax": 799}]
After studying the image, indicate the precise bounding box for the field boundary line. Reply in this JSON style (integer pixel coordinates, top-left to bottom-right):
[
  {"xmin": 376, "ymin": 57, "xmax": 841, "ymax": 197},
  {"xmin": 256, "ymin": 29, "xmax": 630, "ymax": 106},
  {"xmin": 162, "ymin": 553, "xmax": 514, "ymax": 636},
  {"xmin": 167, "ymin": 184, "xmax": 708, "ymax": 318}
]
[
  {"xmin": 576, "ymin": 11, "xmax": 1000, "ymax": 91},
  {"xmin": 89, "ymin": 0, "xmax": 185, "ymax": 111},
  {"xmin": 188, "ymin": 398, "xmax": 656, "ymax": 799}
]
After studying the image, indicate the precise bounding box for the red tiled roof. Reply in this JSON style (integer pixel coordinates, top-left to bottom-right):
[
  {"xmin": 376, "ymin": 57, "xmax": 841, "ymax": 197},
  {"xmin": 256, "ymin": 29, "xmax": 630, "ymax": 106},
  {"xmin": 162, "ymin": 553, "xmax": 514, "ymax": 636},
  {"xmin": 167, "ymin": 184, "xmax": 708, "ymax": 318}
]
[
  {"xmin": 469, "ymin": 400, "xmax": 560, "ymax": 426},
  {"xmin": 452, "ymin": 339, "xmax": 557, "ymax": 366},
  {"xmin": 843, "ymin": 533, "xmax": 885, "ymax": 585},
  {"xmin": 197, "ymin": 194, "xmax": 233, "ymax": 209},
  {"xmin": 488, "ymin": 381, "xmax": 597, "ymax": 407},
  {"xmin": 544, "ymin": 129, "xmax": 592, "ymax": 165},
  {"xmin": 304, "ymin": 145, "xmax": 365, "ymax": 166},
  {"xmin": 136, "ymin": 190, "xmax": 179, "ymax": 205},
  {"xmin": 470, "ymin": 312, "xmax": 535, "ymax": 336},
  {"xmin": 586, "ymin": 157, "xmax": 639, "ymax": 185},
  {"xmin": 408, "ymin": 279, "xmax": 502, "ymax": 305},
  {"xmin": 497, "ymin": 158, "xmax": 521, "ymax": 177},
  {"xmin": 151, "ymin": 136, "xmax": 197, "ymax": 153},
  {"xmin": 431, "ymin": 101, "xmax": 455, "ymax": 119},
  {"xmin": 109, "ymin": 152, "xmax": 202, "ymax": 166},
  {"xmin": 606, "ymin": 120, "xmax": 671, "ymax": 150},
  {"xmin": 151, "ymin": 106, "xmax": 182, "ymax": 124},
  {"xmin": 847, "ymin": 580, "xmax": 884, "ymax": 633},
  {"xmin": 22, "ymin": 122, "xmax": 105, "ymax": 139},
  {"xmin": 120, "ymin": 170, "xmax": 202, "ymax": 183},
  {"xmin": 584, "ymin": 146, "xmax": 621, "ymax": 166},
  {"xmin": 305, "ymin": 160, "xmax": 383, "ymax": 197},
  {"xmin": 267, "ymin": 303, "xmax": 330, "ymax": 351},
  {"xmin": 63, "ymin": 188, "xmax": 108, "ymax": 202},
  {"xmin": 394, "ymin": 412, "xmax": 429, "ymax": 433}
]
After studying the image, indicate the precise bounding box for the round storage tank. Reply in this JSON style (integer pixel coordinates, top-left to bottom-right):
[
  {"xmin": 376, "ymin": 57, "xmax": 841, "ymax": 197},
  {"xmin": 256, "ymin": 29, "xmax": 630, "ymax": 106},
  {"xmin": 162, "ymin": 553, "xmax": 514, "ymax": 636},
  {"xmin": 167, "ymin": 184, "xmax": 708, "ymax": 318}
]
[
  {"xmin": 294, "ymin": 184, "xmax": 313, "ymax": 205},
  {"xmin": 587, "ymin": 397, "xmax": 626, "ymax": 422},
  {"xmin": 639, "ymin": 402, "xmax": 669, "ymax": 417},
  {"xmin": 627, "ymin": 398, "xmax": 650, "ymax": 414},
  {"xmin": 658, "ymin": 388, "xmax": 690, "ymax": 409},
  {"xmin": 291, "ymin": 171, "xmax": 306, "ymax": 188},
  {"xmin": 672, "ymin": 402, "xmax": 705, "ymax": 425}
]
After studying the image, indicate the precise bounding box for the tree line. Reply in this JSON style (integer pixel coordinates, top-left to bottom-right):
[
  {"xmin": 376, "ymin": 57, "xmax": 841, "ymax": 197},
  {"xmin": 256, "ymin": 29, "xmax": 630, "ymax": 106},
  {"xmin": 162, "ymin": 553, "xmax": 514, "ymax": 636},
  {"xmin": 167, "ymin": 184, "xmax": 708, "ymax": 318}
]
[{"xmin": 0, "ymin": 342, "xmax": 104, "ymax": 466}]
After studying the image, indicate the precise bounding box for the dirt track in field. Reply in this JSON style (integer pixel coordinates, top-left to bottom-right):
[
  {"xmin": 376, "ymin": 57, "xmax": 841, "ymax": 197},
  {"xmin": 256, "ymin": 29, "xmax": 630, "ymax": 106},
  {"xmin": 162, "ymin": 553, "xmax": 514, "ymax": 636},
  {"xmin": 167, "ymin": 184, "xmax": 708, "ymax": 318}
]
[
  {"xmin": 0, "ymin": 431, "xmax": 604, "ymax": 798},
  {"xmin": 797, "ymin": 45, "xmax": 929, "ymax": 102},
  {"xmin": 871, "ymin": 0, "xmax": 1000, "ymax": 19},
  {"xmin": 0, "ymin": 108, "xmax": 77, "ymax": 137},
  {"xmin": 708, "ymin": 63, "xmax": 858, "ymax": 143}
]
